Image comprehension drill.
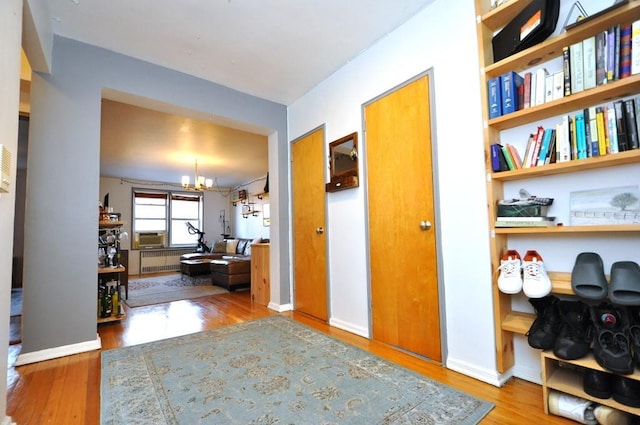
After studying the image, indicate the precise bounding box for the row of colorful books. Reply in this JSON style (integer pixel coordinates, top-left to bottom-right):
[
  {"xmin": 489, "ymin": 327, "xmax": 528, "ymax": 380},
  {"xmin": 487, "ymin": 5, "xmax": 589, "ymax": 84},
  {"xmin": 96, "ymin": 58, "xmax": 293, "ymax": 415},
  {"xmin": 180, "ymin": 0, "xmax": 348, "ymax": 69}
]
[
  {"xmin": 492, "ymin": 95, "xmax": 640, "ymax": 172},
  {"xmin": 488, "ymin": 20, "xmax": 640, "ymax": 119}
]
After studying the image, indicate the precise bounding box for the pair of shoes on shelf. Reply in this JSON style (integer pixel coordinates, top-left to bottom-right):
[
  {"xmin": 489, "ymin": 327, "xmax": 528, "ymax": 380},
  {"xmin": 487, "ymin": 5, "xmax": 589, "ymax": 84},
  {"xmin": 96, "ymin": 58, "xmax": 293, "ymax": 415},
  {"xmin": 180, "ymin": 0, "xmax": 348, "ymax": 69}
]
[
  {"xmin": 590, "ymin": 303, "xmax": 635, "ymax": 375},
  {"xmin": 498, "ymin": 249, "xmax": 552, "ymax": 298},
  {"xmin": 572, "ymin": 253, "xmax": 640, "ymax": 305},
  {"xmin": 526, "ymin": 295, "xmax": 592, "ymax": 360},
  {"xmin": 584, "ymin": 369, "xmax": 640, "ymax": 408}
]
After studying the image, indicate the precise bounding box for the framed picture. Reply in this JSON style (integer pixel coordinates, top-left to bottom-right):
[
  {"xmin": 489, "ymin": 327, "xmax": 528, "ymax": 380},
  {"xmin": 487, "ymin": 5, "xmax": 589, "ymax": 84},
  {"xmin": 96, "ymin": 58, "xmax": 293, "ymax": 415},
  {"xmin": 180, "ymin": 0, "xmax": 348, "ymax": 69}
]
[{"xmin": 570, "ymin": 185, "xmax": 640, "ymax": 225}]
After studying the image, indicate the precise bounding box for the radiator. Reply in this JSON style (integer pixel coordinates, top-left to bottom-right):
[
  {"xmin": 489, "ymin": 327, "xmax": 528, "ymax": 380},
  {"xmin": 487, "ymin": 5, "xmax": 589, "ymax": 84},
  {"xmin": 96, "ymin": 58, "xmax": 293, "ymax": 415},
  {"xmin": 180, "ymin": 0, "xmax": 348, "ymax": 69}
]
[{"xmin": 139, "ymin": 248, "xmax": 193, "ymax": 274}]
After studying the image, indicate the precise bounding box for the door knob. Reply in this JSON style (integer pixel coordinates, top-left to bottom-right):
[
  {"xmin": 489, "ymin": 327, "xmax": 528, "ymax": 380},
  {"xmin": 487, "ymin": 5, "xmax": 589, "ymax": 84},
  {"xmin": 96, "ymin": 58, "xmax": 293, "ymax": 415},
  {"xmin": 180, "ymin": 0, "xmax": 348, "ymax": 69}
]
[
  {"xmin": 420, "ymin": 221, "xmax": 432, "ymax": 231},
  {"xmin": 316, "ymin": 227, "xmax": 324, "ymax": 234}
]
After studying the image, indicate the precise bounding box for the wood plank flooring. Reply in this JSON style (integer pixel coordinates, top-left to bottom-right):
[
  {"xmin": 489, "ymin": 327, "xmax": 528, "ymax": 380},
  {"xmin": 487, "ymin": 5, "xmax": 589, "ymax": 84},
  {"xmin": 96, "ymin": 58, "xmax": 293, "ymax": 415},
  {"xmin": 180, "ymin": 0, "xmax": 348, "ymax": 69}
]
[{"xmin": 7, "ymin": 288, "xmax": 578, "ymax": 424}]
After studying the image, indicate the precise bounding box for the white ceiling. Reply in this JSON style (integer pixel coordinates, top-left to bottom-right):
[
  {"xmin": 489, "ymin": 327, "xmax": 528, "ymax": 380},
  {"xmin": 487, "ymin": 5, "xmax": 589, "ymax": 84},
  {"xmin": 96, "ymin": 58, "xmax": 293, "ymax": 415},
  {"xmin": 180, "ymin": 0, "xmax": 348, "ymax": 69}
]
[{"xmin": 33, "ymin": 0, "xmax": 436, "ymax": 187}]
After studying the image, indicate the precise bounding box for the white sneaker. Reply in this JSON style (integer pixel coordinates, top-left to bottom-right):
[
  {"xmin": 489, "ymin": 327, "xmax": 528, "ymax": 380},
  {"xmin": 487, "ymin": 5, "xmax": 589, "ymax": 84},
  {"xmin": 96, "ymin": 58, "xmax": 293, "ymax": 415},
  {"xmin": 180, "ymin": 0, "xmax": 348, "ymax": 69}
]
[
  {"xmin": 498, "ymin": 250, "xmax": 522, "ymax": 294},
  {"xmin": 522, "ymin": 250, "xmax": 552, "ymax": 298}
]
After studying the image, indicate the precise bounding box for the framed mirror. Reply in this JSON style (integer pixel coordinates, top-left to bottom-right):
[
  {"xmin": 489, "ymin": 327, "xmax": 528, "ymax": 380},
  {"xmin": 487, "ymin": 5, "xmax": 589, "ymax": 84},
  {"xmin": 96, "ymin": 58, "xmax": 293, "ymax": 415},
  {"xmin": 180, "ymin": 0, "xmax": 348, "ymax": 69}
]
[{"xmin": 326, "ymin": 132, "xmax": 359, "ymax": 192}]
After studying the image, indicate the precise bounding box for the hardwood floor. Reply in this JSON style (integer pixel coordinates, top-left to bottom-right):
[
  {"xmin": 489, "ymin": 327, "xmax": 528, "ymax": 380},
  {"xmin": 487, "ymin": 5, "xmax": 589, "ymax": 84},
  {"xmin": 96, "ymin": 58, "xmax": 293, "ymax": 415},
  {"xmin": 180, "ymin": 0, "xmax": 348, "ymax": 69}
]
[{"xmin": 6, "ymin": 290, "xmax": 577, "ymax": 424}]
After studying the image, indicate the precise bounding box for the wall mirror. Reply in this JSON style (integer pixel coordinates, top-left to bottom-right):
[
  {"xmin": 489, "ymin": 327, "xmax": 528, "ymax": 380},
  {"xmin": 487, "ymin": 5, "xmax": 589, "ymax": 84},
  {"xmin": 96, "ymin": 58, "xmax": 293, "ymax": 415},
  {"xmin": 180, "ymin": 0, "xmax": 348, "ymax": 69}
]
[{"xmin": 326, "ymin": 132, "xmax": 359, "ymax": 192}]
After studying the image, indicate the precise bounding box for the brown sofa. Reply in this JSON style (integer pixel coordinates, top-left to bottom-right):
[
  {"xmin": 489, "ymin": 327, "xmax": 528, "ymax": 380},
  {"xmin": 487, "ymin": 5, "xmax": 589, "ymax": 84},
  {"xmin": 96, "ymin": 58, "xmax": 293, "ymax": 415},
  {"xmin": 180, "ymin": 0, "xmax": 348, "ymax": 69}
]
[{"xmin": 179, "ymin": 238, "xmax": 261, "ymax": 289}]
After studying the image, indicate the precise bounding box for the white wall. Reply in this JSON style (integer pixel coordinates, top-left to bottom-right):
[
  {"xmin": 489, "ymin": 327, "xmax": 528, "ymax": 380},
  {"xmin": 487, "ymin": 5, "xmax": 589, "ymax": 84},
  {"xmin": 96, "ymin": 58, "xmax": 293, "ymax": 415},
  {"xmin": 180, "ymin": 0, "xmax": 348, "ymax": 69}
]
[
  {"xmin": 230, "ymin": 176, "xmax": 271, "ymax": 241},
  {"xmin": 288, "ymin": 0, "xmax": 501, "ymax": 384},
  {"xmin": 1, "ymin": 1, "xmax": 22, "ymax": 422}
]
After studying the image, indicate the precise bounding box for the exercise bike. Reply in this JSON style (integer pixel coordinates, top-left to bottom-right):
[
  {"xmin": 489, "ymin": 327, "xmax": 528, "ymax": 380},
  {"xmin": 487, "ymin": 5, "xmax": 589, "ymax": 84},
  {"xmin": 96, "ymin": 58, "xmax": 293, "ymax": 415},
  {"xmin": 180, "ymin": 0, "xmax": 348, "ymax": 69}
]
[{"xmin": 186, "ymin": 222, "xmax": 211, "ymax": 253}]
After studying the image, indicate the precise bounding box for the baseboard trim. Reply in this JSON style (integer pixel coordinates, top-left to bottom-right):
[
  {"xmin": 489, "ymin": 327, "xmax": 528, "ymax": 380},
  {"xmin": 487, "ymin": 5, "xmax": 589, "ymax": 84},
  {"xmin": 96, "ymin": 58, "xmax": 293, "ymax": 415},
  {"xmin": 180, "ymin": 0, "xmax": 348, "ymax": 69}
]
[
  {"xmin": 267, "ymin": 302, "xmax": 292, "ymax": 312},
  {"xmin": 1, "ymin": 416, "xmax": 15, "ymax": 425},
  {"xmin": 446, "ymin": 356, "xmax": 512, "ymax": 387},
  {"xmin": 15, "ymin": 334, "xmax": 102, "ymax": 366},
  {"xmin": 328, "ymin": 317, "xmax": 369, "ymax": 338}
]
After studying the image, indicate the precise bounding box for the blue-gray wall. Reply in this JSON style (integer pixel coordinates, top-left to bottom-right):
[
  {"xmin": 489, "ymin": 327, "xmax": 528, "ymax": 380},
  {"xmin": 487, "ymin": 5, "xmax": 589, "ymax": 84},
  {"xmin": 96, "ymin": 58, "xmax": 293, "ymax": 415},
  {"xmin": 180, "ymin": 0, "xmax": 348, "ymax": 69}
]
[{"xmin": 22, "ymin": 36, "xmax": 289, "ymax": 354}]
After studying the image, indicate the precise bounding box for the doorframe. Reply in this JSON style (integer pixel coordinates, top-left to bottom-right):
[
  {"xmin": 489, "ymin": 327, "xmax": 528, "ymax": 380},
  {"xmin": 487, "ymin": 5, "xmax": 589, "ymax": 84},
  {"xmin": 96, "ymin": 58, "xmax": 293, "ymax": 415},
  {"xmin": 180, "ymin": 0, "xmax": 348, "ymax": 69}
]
[
  {"xmin": 289, "ymin": 124, "xmax": 331, "ymax": 317},
  {"xmin": 361, "ymin": 68, "xmax": 448, "ymax": 362}
]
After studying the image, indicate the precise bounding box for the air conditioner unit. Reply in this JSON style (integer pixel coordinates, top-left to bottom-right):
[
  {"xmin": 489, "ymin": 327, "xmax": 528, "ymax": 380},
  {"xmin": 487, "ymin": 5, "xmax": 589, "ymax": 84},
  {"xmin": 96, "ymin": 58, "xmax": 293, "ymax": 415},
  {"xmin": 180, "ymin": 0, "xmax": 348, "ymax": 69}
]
[
  {"xmin": 0, "ymin": 145, "xmax": 11, "ymax": 193},
  {"xmin": 137, "ymin": 232, "xmax": 165, "ymax": 249}
]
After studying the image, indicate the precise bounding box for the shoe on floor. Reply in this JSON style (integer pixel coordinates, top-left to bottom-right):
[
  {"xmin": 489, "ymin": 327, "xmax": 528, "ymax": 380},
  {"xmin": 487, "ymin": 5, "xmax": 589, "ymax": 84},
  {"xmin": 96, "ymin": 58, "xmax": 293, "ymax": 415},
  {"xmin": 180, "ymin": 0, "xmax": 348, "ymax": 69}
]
[
  {"xmin": 609, "ymin": 261, "xmax": 640, "ymax": 306},
  {"xmin": 553, "ymin": 300, "xmax": 592, "ymax": 360},
  {"xmin": 571, "ymin": 252, "xmax": 608, "ymax": 300},
  {"xmin": 527, "ymin": 295, "xmax": 560, "ymax": 350},
  {"xmin": 522, "ymin": 250, "xmax": 552, "ymax": 298},
  {"xmin": 590, "ymin": 303, "xmax": 634, "ymax": 375},
  {"xmin": 497, "ymin": 249, "xmax": 522, "ymax": 294}
]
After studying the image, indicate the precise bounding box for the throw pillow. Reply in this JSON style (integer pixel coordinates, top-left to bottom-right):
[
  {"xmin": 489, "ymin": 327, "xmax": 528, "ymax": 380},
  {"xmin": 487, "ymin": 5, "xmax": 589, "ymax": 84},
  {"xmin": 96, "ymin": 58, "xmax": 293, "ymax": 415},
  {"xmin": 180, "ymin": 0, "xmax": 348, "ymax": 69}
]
[
  {"xmin": 236, "ymin": 239, "xmax": 248, "ymax": 255},
  {"xmin": 226, "ymin": 239, "xmax": 239, "ymax": 254},
  {"xmin": 213, "ymin": 240, "xmax": 227, "ymax": 253},
  {"xmin": 244, "ymin": 237, "xmax": 263, "ymax": 256}
]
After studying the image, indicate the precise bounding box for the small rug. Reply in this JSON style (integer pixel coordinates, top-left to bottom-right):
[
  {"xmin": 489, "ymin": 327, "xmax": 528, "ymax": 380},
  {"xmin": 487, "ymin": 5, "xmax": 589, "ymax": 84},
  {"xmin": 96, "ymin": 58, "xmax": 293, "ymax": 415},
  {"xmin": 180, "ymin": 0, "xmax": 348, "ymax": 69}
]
[
  {"xmin": 101, "ymin": 316, "xmax": 494, "ymax": 424},
  {"xmin": 124, "ymin": 274, "xmax": 228, "ymax": 308}
]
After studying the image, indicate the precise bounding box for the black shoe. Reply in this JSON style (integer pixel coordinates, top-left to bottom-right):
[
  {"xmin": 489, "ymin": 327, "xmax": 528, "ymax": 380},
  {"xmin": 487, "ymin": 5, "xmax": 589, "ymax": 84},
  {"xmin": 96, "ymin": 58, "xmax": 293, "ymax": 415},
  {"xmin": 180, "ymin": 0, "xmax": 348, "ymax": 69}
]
[
  {"xmin": 590, "ymin": 303, "xmax": 634, "ymax": 375},
  {"xmin": 626, "ymin": 306, "xmax": 640, "ymax": 368},
  {"xmin": 612, "ymin": 376, "xmax": 640, "ymax": 408},
  {"xmin": 583, "ymin": 369, "xmax": 613, "ymax": 399},
  {"xmin": 527, "ymin": 295, "xmax": 560, "ymax": 349},
  {"xmin": 553, "ymin": 300, "xmax": 592, "ymax": 360}
]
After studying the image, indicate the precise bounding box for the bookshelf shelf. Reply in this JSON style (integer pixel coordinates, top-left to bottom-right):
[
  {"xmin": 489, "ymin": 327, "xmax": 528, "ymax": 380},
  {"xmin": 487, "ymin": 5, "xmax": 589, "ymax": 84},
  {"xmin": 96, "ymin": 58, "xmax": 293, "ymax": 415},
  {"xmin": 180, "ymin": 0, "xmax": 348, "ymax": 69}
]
[{"xmin": 476, "ymin": 0, "xmax": 640, "ymax": 419}]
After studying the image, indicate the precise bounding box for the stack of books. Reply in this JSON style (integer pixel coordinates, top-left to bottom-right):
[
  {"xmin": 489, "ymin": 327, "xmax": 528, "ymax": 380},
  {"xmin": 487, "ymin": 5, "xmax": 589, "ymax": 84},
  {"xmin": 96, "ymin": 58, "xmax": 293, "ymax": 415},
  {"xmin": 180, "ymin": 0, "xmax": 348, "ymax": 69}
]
[{"xmin": 495, "ymin": 198, "xmax": 556, "ymax": 227}]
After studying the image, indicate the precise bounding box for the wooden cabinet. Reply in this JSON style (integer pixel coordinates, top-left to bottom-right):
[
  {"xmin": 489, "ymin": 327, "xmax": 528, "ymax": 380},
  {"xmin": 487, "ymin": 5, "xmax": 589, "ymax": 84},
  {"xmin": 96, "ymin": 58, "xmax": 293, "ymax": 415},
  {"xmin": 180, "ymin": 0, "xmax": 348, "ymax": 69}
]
[
  {"xmin": 251, "ymin": 243, "xmax": 270, "ymax": 306},
  {"xmin": 474, "ymin": 0, "xmax": 640, "ymax": 419}
]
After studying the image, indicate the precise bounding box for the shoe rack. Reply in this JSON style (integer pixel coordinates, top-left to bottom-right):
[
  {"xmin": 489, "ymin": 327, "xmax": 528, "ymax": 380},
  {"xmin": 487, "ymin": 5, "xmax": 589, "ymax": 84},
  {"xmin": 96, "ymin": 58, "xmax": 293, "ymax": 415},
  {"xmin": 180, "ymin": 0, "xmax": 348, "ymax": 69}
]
[{"xmin": 474, "ymin": 0, "xmax": 640, "ymax": 415}]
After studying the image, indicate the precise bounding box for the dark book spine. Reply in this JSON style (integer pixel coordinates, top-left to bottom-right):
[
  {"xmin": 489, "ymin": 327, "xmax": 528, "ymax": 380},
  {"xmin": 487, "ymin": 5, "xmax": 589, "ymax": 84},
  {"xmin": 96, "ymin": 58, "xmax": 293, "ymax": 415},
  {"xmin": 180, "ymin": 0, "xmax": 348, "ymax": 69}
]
[
  {"xmin": 614, "ymin": 100, "xmax": 629, "ymax": 151},
  {"xmin": 596, "ymin": 31, "xmax": 607, "ymax": 85},
  {"xmin": 623, "ymin": 99, "xmax": 639, "ymax": 150},
  {"xmin": 563, "ymin": 46, "xmax": 571, "ymax": 96}
]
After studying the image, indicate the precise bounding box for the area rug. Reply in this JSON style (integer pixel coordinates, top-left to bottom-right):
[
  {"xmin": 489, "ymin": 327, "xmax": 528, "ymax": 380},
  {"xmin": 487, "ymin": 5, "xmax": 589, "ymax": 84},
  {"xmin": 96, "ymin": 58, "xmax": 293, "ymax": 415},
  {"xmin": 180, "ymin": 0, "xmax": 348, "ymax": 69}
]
[
  {"xmin": 101, "ymin": 316, "xmax": 494, "ymax": 424},
  {"xmin": 124, "ymin": 274, "xmax": 228, "ymax": 308}
]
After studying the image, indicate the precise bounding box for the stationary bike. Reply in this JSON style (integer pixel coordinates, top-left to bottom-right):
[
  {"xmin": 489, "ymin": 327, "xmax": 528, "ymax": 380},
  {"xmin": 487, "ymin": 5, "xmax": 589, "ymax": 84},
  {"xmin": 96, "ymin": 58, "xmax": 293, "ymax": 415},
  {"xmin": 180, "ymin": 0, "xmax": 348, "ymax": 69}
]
[{"xmin": 186, "ymin": 222, "xmax": 211, "ymax": 253}]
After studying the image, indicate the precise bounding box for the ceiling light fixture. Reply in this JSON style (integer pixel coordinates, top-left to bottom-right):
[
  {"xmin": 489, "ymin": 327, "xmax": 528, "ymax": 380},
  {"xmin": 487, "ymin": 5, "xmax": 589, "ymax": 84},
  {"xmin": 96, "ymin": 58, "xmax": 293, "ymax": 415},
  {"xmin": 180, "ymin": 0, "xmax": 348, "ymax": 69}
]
[{"xmin": 181, "ymin": 159, "xmax": 213, "ymax": 191}]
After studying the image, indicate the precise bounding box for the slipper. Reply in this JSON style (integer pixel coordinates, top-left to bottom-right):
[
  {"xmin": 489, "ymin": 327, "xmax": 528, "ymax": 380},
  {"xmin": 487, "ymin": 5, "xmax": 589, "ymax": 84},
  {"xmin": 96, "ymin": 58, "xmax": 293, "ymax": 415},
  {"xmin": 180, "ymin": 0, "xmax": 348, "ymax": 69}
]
[
  {"xmin": 571, "ymin": 252, "xmax": 608, "ymax": 300},
  {"xmin": 609, "ymin": 261, "xmax": 640, "ymax": 306}
]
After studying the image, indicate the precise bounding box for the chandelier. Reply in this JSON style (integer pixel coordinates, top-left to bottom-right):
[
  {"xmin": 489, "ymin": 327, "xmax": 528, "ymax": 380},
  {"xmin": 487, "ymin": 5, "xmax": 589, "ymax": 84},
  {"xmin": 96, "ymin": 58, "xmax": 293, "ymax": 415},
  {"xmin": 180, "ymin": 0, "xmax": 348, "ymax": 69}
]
[{"xmin": 181, "ymin": 160, "xmax": 213, "ymax": 191}]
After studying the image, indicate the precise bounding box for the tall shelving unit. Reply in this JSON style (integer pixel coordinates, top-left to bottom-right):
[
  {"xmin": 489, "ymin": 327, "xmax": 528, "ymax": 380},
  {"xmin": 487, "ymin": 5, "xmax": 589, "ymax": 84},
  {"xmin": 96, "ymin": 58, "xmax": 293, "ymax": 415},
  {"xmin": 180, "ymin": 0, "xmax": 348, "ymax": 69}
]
[
  {"xmin": 475, "ymin": 0, "xmax": 640, "ymax": 416},
  {"xmin": 98, "ymin": 220, "xmax": 126, "ymax": 323}
]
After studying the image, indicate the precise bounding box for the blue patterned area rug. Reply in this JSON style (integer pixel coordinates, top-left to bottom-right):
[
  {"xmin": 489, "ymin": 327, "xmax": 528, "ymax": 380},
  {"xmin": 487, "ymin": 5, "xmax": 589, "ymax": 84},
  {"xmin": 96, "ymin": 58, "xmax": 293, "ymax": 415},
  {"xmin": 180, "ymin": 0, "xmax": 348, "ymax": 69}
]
[{"xmin": 101, "ymin": 316, "xmax": 493, "ymax": 424}]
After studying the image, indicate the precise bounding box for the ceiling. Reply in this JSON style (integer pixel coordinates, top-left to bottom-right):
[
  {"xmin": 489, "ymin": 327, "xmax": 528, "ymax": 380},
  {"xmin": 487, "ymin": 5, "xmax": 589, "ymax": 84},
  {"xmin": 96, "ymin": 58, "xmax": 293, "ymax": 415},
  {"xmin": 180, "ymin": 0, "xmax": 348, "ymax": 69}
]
[{"xmin": 24, "ymin": 0, "xmax": 437, "ymax": 187}]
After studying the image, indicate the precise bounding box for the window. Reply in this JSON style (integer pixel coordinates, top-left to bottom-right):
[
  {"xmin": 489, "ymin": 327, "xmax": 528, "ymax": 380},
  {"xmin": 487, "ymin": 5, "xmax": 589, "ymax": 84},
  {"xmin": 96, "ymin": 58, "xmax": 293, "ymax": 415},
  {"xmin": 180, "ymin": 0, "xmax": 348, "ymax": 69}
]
[{"xmin": 133, "ymin": 189, "xmax": 203, "ymax": 248}]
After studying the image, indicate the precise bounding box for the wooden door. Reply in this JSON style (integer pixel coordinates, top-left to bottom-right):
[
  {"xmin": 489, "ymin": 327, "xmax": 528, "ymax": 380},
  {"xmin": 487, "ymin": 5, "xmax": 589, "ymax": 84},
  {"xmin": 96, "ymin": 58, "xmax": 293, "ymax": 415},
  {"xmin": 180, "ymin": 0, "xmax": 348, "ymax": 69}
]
[
  {"xmin": 292, "ymin": 128, "xmax": 328, "ymax": 321},
  {"xmin": 365, "ymin": 75, "xmax": 441, "ymax": 361}
]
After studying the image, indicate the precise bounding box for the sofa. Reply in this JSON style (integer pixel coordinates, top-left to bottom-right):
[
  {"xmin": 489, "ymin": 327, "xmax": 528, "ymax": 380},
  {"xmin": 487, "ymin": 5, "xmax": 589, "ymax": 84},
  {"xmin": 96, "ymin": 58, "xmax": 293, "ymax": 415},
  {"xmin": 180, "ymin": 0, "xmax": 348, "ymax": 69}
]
[{"xmin": 180, "ymin": 238, "xmax": 262, "ymax": 290}]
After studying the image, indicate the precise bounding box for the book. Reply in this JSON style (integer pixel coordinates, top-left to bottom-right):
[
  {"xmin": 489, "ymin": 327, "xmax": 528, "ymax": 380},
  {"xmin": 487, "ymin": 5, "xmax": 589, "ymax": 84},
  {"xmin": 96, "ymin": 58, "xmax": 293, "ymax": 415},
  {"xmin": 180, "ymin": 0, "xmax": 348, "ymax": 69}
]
[
  {"xmin": 633, "ymin": 20, "xmax": 640, "ymax": 75},
  {"xmin": 530, "ymin": 73, "xmax": 537, "ymax": 107},
  {"xmin": 544, "ymin": 73, "xmax": 554, "ymax": 103},
  {"xmin": 494, "ymin": 220, "xmax": 556, "ymax": 228},
  {"xmin": 506, "ymin": 144, "xmax": 522, "ymax": 169},
  {"xmin": 606, "ymin": 26, "xmax": 617, "ymax": 82},
  {"xmin": 582, "ymin": 36, "xmax": 596, "ymax": 90},
  {"xmin": 595, "ymin": 31, "xmax": 607, "ymax": 86},
  {"xmin": 635, "ymin": 95, "xmax": 640, "ymax": 144},
  {"xmin": 575, "ymin": 112, "xmax": 588, "ymax": 159},
  {"xmin": 607, "ymin": 105, "xmax": 620, "ymax": 153},
  {"xmin": 620, "ymin": 24, "xmax": 632, "ymax": 78},
  {"xmin": 501, "ymin": 71, "xmax": 523, "ymax": 114},
  {"xmin": 570, "ymin": 42, "xmax": 584, "ymax": 94},
  {"xmin": 496, "ymin": 216, "xmax": 555, "ymax": 222},
  {"xmin": 614, "ymin": 24, "xmax": 621, "ymax": 81},
  {"xmin": 562, "ymin": 46, "xmax": 571, "ymax": 96},
  {"xmin": 535, "ymin": 68, "xmax": 548, "ymax": 106},
  {"xmin": 623, "ymin": 98, "xmax": 639, "ymax": 150},
  {"xmin": 490, "ymin": 143, "xmax": 508, "ymax": 172},
  {"xmin": 595, "ymin": 106, "xmax": 607, "ymax": 156},
  {"xmin": 552, "ymin": 71, "xmax": 564, "ymax": 101},
  {"xmin": 545, "ymin": 129, "xmax": 557, "ymax": 165},
  {"xmin": 614, "ymin": 100, "xmax": 629, "ymax": 151},
  {"xmin": 557, "ymin": 116, "xmax": 571, "ymax": 162},
  {"xmin": 521, "ymin": 134, "xmax": 535, "ymax": 168},
  {"xmin": 570, "ymin": 113, "xmax": 577, "ymax": 159},
  {"xmin": 588, "ymin": 107, "xmax": 599, "ymax": 157},
  {"xmin": 500, "ymin": 144, "xmax": 516, "ymax": 170},
  {"xmin": 488, "ymin": 77, "xmax": 502, "ymax": 119},
  {"xmin": 523, "ymin": 71, "xmax": 532, "ymax": 109},
  {"xmin": 537, "ymin": 128, "xmax": 554, "ymax": 165},
  {"xmin": 528, "ymin": 126, "xmax": 545, "ymax": 167},
  {"xmin": 517, "ymin": 84, "xmax": 524, "ymax": 111}
]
